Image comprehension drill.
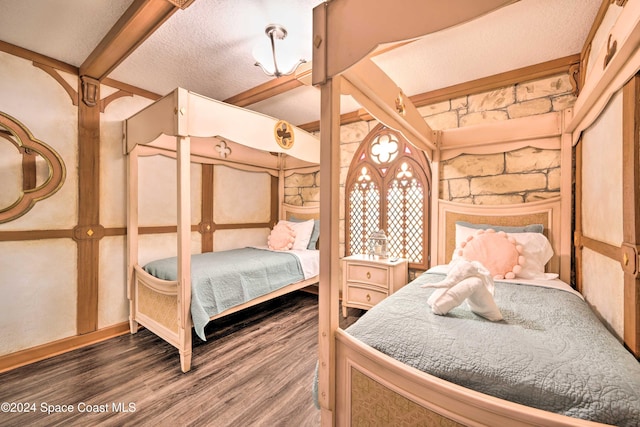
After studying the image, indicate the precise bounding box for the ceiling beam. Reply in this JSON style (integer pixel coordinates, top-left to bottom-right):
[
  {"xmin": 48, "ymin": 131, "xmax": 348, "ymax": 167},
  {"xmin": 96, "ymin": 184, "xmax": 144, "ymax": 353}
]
[
  {"xmin": 224, "ymin": 74, "xmax": 303, "ymax": 108},
  {"xmin": 80, "ymin": 0, "xmax": 191, "ymax": 80}
]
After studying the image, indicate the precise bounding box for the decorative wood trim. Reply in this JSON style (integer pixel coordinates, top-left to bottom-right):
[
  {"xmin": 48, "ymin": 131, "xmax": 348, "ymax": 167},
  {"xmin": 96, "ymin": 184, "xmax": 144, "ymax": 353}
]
[
  {"xmin": 77, "ymin": 80, "xmax": 101, "ymax": 335},
  {"xmin": 0, "ymin": 322, "xmax": 130, "ymax": 374},
  {"xmin": 80, "ymin": 0, "xmax": 181, "ymax": 80},
  {"xmin": 0, "ymin": 112, "xmax": 66, "ymax": 223},
  {"xmin": 0, "ymin": 229, "xmax": 74, "ymax": 241},
  {"xmin": 102, "ymin": 78, "xmax": 162, "ymax": 101},
  {"xmin": 73, "ymin": 225, "xmax": 105, "ymax": 241},
  {"xmin": 32, "ymin": 62, "xmax": 79, "ymax": 105},
  {"xmin": 99, "ymin": 89, "xmax": 133, "ymax": 113},
  {"xmin": 580, "ymin": 0, "xmax": 614, "ymax": 89},
  {"xmin": 603, "ymin": 34, "xmax": 618, "ymax": 69},
  {"xmin": 0, "ymin": 40, "xmax": 78, "ymax": 74},
  {"xmin": 299, "ymin": 55, "xmax": 580, "ymax": 132},
  {"xmin": 81, "ymin": 76, "xmax": 100, "ymax": 107},
  {"xmin": 569, "ymin": 62, "xmax": 581, "ymax": 96},
  {"xmin": 578, "ymin": 233, "xmax": 621, "ymax": 261},
  {"xmin": 201, "ymin": 164, "xmax": 214, "ymax": 252}
]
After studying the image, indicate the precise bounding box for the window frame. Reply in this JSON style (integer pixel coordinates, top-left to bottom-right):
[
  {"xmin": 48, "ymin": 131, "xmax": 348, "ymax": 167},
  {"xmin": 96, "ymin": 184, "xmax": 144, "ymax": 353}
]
[{"xmin": 345, "ymin": 124, "xmax": 431, "ymax": 271}]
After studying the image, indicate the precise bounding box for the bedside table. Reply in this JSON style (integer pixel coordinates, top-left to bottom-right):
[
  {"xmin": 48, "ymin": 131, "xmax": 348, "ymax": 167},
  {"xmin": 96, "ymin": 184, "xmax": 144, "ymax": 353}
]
[{"xmin": 341, "ymin": 254, "xmax": 408, "ymax": 317}]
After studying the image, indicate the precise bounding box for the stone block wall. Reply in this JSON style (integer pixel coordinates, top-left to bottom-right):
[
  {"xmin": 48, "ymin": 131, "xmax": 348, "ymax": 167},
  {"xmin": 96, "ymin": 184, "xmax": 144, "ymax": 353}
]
[
  {"xmin": 284, "ymin": 171, "xmax": 320, "ymax": 207},
  {"xmin": 417, "ymin": 73, "xmax": 574, "ymax": 204},
  {"xmin": 334, "ymin": 72, "xmax": 576, "ymax": 254}
]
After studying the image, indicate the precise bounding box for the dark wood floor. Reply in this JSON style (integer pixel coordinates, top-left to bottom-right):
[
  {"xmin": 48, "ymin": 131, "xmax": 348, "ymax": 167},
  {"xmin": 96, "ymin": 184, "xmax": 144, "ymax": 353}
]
[{"xmin": 0, "ymin": 292, "xmax": 363, "ymax": 427}]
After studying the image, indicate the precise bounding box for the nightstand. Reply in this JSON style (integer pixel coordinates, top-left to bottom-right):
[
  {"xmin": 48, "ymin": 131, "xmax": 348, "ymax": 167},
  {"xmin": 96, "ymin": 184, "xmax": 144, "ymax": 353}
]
[{"xmin": 341, "ymin": 254, "xmax": 408, "ymax": 317}]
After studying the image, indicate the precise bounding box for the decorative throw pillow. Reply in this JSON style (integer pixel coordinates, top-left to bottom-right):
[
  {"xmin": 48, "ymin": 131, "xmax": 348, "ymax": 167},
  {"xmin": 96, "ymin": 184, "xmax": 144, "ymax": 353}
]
[
  {"xmin": 454, "ymin": 223, "xmax": 555, "ymax": 279},
  {"xmin": 456, "ymin": 229, "xmax": 525, "ymax": 280},
  {"xmin": 285, "ymin": 219, "xmax": 315, "ymax": 250},
  {"xmin": 267, "ymin": 222, "xmax": 295, "ymax": 251},
  {"xmin": 288, "ymin": 217, "xmax": 320, "ymax": 250}
]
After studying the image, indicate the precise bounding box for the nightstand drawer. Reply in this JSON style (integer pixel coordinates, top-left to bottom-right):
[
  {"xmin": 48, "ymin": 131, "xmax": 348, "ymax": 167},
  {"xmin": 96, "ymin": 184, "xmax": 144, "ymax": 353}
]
[
  {"xmin": 346, "ymin": 263, "xmax": 388, "ymax": 286},
  {"xmin": 341, "ymin": 255, "xmax": 408, "ymax": 318},
  {"xmin": 345, "ymin": 284, "xmax": 387, "ymax": 308}
]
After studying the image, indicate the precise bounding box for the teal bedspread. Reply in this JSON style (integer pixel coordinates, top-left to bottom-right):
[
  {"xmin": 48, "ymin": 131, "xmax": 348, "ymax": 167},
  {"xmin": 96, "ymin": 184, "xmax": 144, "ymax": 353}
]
[
  {"xmin": 143, "ymin": 247, "xmax": 304, "ymax": 340},
  {"xmin": 344, "ymin": 272, "xmax": 640, "ymax": 426}
]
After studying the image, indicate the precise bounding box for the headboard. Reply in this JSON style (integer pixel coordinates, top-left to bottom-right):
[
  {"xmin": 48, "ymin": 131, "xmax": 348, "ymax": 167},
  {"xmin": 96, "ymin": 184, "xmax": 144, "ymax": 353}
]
[
  {"xmin": 436, "ymin": 197, "xmax": 565, "ymax": 278},
  {"xmin": 282, "ymin": 203, "xmax": 320, "ymax": 221}
]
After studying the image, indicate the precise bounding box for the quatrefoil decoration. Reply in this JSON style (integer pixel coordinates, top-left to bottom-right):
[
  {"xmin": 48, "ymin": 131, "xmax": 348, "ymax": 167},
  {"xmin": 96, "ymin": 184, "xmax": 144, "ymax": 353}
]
[
  {"xmin": 274, "ymin": 120, "xmax": 294, "ymax": 149},
  {"xmin": 215, "ymin": 140, "xmax": 231, "ymax": 158}
]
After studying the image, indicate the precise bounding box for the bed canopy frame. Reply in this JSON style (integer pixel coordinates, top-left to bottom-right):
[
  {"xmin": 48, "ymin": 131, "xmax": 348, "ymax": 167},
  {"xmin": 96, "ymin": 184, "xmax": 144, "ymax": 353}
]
[
  {"xmin": 124, "ymin": 88, "xmax": 319, "ymax": 372},
  {"xmin": 313, "ymin": 0, "xmax": 640, "ymax": 425}
]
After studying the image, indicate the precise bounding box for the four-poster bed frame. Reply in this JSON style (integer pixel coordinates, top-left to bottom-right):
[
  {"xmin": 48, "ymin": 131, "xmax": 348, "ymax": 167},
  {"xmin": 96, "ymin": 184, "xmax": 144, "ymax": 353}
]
[
  {"xmin": 312, "ymin": 0, "xmax": 640, "ymax": 425},
  {"xmin": 125, "ymin": 88, "xmax": 320, "ymax": 372}
]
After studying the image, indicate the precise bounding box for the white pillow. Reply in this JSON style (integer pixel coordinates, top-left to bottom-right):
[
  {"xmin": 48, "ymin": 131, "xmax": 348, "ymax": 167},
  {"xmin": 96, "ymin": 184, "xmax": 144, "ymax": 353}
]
[
  {"xmin": 511, "ymin": 232, "xmax": 554, "ymax": 279},
  {"xmin": 454, "ymin": 223, "xmax": 554, "ymax": 279},
  {"xmin": 282, "ymin": 219, "xmax": 315, "ymax": 250}
]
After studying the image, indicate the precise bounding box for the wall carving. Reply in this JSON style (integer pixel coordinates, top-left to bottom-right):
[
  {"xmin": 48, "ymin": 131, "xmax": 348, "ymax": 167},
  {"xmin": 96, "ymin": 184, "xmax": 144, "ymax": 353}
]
[{"xmin": 0, "ymin": 112, "xmax": 66, "ymax": 223}]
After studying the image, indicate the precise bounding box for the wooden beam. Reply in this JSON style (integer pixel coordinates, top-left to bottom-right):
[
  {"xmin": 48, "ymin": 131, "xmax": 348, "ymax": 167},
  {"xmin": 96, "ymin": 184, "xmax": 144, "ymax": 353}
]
[
  {"xmin": 0, "ymin": 40, "xmax": 78, "ymax": 74},
  {"xmin": 224, "ymin": 74, "xmax": 303, "ymax": 108},
  {"xmin": 80, "ymin": 0, "xmax": 182, "ymax": 80},
  {"xmin": 76, "ymin": 78, "xmax": 102, "ymax": 335}
]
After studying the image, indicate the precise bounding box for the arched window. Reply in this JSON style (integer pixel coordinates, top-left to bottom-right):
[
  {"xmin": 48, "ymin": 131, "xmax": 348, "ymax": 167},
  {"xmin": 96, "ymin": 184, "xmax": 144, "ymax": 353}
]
[{"xmin": 345, "ymin": 124, "xmax": 431, "ymax": 270}]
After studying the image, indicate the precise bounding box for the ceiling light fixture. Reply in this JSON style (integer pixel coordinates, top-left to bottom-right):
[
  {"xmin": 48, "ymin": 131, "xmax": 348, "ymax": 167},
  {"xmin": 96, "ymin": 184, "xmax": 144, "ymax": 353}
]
[{"xmin": 254, "ymin": 24, "xmax": 306, "ymax": 78}]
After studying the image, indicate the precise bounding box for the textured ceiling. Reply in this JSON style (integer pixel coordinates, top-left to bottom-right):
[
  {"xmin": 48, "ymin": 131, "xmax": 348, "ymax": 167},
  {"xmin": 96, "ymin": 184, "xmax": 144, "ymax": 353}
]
[{"xmin": 0, "ymin": 0, "xmax": 602, "ymax": 126}]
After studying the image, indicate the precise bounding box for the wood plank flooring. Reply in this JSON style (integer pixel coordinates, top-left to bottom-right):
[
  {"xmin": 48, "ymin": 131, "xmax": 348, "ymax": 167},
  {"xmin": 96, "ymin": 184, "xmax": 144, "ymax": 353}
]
[{"xmin": 0, "ymin": 292, "xmax": 362, "ymax": 427}]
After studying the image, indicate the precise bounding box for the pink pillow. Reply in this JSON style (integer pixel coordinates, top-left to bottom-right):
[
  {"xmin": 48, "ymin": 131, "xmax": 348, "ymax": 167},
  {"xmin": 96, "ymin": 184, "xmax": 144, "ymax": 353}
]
[
  {"xmin": 267, "ymin": 222, "xmax": 295, "ymax": 251},
  {"xmin": 456, "ymin": 229, "xmax": 525, "ymax": 280}
]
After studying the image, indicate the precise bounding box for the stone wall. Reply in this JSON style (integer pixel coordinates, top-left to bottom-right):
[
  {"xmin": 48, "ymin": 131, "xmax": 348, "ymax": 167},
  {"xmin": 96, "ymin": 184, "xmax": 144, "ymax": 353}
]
[
  {"xmin": 440, "ymin": 147, "xmax": 561, "ymax": 204},
  {"xmin": 335, "ymin": 72, "xmax": 576, "ymax": 254},
  {"xmin": 284, "ymin": 171, "xmax": 320, "ymax": 207},
  {"xmin": 418, "ymin": 73, "xmax": 575, "ymax": 204}
]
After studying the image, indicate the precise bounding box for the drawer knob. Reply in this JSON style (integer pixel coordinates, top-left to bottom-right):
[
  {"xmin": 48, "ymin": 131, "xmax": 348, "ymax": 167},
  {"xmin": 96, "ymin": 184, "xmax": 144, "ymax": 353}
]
[
  {"xmin": 366, "ymin": 293, "xmax": 371, "ymax": 302},
  {"xmin": 366, "ymin": 272, "xmax": 371, "ymax": 279}
]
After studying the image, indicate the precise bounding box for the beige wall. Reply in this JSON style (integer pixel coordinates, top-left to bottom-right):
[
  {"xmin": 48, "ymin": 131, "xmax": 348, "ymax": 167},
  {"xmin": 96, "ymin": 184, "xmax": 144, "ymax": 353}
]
[{"xmin": 0, "ymin": 50, "xmax": 301, "ymax": 357}]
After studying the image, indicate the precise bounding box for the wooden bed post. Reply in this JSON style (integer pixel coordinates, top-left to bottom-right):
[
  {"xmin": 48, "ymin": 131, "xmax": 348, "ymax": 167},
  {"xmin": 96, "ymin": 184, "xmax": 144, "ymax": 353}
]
[
  {"xmin": 429, "ymin": 147, "xmax": 441, "ymax": 269},
  {"xmin": 560, "ymin": 108, "xmax": 574, "ymax": 284},
  {"xmin": 177, "ymin": 135, "xmax": 193, "ymax": 372},
  {"xmin": 622, "ymin": 75, "xmax": 640, "ymax": 357},
  {"xmin": 127, "ymin": 146, "xmax": 139, "ymax": 334},
  {"xmin": 318, "ymin": 75, "xmax": 342, "ymax": 425}
]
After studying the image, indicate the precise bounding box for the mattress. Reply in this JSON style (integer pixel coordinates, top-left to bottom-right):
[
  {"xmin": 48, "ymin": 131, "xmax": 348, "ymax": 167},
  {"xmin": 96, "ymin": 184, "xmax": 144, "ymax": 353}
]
[
  {"xmin": 344, "ymin": 271, "xmax": 640, "ymax": 426},
  {"xmin": 144, "ymin": 247, "xmax": 317, "ymax": 340}
]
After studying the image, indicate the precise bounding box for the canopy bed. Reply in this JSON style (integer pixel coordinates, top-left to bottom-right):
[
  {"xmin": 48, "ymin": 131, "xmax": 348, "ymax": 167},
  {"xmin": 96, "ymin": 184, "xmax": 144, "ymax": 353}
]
[
  {"xmin": 125, "ymin": 88, "xmax": 320, "ymax": 372},
  {"xmin": 312, "ymin": 0, "xmax": 640, "ymax": 425}
]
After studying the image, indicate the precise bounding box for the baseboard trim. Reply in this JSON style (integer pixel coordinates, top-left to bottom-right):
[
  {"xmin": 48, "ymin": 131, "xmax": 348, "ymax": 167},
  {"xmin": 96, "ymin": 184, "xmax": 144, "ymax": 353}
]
[{"xmin": 0, "ymin": 322, "xmax": 130, "ymax": 374}]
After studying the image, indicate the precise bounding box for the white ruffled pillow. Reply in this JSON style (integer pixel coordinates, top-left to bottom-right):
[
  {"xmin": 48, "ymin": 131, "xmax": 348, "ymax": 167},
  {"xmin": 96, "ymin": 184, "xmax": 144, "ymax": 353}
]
[{"xmin": 281, "ymin": 219, "xmax": 315, "ymax": 250}]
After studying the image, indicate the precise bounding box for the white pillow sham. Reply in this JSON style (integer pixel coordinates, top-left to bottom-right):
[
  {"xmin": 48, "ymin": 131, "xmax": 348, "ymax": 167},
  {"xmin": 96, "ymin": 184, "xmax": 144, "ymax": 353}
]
[{"xmin": 280, "ymin": 219, "xmax": 315, "ymax": 250}]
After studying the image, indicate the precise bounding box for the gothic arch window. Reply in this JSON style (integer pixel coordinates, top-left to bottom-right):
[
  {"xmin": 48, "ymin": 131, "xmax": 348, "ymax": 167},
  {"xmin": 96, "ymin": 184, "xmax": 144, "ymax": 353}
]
[{"xmin": 345, "ymin": 124, "xmax": 431, "ymax": 270}]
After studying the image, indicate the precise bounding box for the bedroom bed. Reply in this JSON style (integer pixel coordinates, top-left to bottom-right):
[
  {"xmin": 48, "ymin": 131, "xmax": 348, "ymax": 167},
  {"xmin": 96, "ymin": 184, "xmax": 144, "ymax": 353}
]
[
  {"xmin": 334, "ymin": 199, "xmax": 640, "ymax": 426},
  {"xmin": 124, "ymin": 88, "xmax": 320, "ymax": 372},
  {"xmin": 312, "ymin": 0, "xmax": 640, "ymax": 425}
]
